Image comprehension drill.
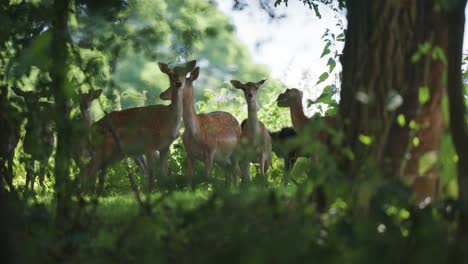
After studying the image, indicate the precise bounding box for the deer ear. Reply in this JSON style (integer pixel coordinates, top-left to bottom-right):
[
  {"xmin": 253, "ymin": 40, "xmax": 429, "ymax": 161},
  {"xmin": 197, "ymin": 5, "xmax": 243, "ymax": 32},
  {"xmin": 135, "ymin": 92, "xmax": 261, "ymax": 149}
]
[
  {"xmin": 158, "ymin": 62, "xmax": 171, "ymax": 74},
  {"xmin": 185, "ymin": 60, "xmax": 197, "ymax": 73},
  {"xmin": 93, "ymin": 89, "xmax": 103, "ymax": 98},
  {"xmin": 190, "ymin": 67, "xmax": 200, "ymax": 81},
  {"xmin": 256, "ymin": 79, "xmax": 266, "ymax": 88},
  {"xmin": 230, "ymin": 80, "xmax": 244, "ymax": 90}
]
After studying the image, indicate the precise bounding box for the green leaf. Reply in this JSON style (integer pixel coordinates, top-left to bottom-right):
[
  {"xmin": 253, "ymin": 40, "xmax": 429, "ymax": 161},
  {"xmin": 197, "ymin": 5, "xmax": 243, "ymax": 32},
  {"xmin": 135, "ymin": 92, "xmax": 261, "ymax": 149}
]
[
  {"xmin": 419, "ymin": 86, "xmax": 430, "ymax": 104},
  {"xmin": 359, "ymin": 134, "xmax": 373, "ymax": 146},
  {"xmin": 336, "ymin": 33, "xmax": 345, "ymax": 41},
  {"xmin": 316, "ymin": 72, "xmax": 329, "ymax": 85},
  {"xmin": 418, "ymin": 151, "xmax": 438, "ymax": 175},
  {"xmin": 397, "ymin": 114, "xmax": 406, "ymax": 127},
  {"xmin": 327, "ymin": 58, "xmax": 336, "ymax": 73},
  {"xmin": 320, "ymin": 42, "xmax": 331, "ymax": 58}
]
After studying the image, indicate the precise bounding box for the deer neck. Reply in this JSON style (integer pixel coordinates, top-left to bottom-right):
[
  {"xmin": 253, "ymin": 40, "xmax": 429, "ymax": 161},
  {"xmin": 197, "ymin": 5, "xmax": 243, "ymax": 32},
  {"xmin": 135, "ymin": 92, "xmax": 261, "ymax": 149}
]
[
  {"xmin": 170, "ymin": 86, "xmax": 184, "ymax": 124},
  {"xmin": 290, "ymin": 97, "xmax": 308, "ymax": 131},
  {"xmin": 80, "ymin": 106, "xmax": 93, "ymax": 127},
  {"xmin": 182, "ymin": 81, "xmax": 200, "ymax": 135},
  {"xmin": 246, "ymin": 100, "xmax": 260, "ymax": 135}
]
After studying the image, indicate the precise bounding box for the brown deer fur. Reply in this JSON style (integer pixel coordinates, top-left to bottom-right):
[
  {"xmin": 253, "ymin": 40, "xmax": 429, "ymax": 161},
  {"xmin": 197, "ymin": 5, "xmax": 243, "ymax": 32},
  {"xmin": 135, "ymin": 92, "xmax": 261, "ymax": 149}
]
[
  {"xmin": 231, "ymin": 79, "xmax": 272, "ymax": 186},
  {"xmin": 276, "ymin": 88, "xmax": 335, "ymax": 144},
  {"xmin": 161, "ymin": 67, "xmax": 241, "ymax": 186},
  {"xmin": 84, "ymin": 60, "xmax": 196, "ymax": 192}
]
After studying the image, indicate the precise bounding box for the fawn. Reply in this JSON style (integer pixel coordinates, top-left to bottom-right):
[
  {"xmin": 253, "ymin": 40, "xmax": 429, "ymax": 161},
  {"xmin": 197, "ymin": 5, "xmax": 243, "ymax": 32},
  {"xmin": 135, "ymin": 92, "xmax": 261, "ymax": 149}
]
[
  {"xmin": 84, "ymin": 60, "xmax": 196, "ymax": 193},
  {"xmin": 231, "ymin": 79, "xmax": 272, "ymax": 186},
  {"xmin": 160, "ymin": 67, "xmax": 241, "ymax": 187},
  {"xmin": 268, "ymin": 127, "xmax": 302, "ymax": 186},
  {"xmin": 72, "ymin": 88, "xmax": 102, "ymax": 172}
]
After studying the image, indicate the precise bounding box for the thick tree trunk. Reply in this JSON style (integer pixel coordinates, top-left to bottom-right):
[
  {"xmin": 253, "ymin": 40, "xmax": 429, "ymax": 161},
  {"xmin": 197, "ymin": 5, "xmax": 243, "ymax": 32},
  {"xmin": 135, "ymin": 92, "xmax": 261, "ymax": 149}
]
[
  {"xmin": 402, "ymin": 4, "xmax": 448, "ymax": 204},
  {"xmin": 339, "ymin": 0, "xmax": 446, "ymax": 187},
  {"xmin": 446, "ymin": 0, "xmax": 468, "ymax": 262},
  {"xmin": 51, "ymin": 0, "xmax": 72, "ymax": 224}
]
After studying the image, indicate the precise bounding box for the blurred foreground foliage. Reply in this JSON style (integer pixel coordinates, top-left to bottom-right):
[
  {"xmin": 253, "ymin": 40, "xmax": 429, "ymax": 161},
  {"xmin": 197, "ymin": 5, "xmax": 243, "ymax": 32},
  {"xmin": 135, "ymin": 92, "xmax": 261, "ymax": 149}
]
[{"xmin": 0, "ymin": 0, "xmax": 464, "ymax": 263}]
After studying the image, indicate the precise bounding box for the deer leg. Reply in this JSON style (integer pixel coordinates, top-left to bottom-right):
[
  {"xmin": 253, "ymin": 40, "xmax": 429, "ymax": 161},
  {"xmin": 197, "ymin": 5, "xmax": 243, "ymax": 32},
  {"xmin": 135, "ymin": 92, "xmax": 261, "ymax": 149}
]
[
  {"xmin": 5, "ymin": 152, "xmax": 15, "ymax": 191},
  {"xmin": 240, "ymin": 160, "xmax": 250, "ymax": 187},
  {"xmin": 283, "ymin": 158, "xmax": 290, "ymax": 186},
  {"xmin": 97, "ymin": 165, "xmax": 107, "ymax": 195},
  {"xmin": 133, "ymin": 156, "xmax": 147, "ymax": 177},
  {"xmin": 145, "ymin": 151, "xmax": 157, "ymax": 192},
  {"xmin": 26, "ymin": 160, "xmax": 36, "ymax": 192},
  {"xmin": 159, "ymin": 149, "xmax": 169, "ymax": 179},
  {"xmin": 229, "ymin": 156, "xmax": 239, "ymax": 187},
  {"xmin": 203, "ymin": 152, "xmax": 215, "ymax": 180},
  {"xmin": 260, "ymin": 157, "xmax": 267, "ymax": 187},
  {"xmin": 0, "ymin": 158, "xmax": 8, "ymax": 190},
  {"xmin": 221, "ymin": 161, "xmax": 232, "ymax": 188},
  {"xmin": 186, "ymin": 155, "xmax": 194, "ymax": 187},
  {"xmin": 38, "ymin": 160, "xmax": 47, "ymax": 189}
]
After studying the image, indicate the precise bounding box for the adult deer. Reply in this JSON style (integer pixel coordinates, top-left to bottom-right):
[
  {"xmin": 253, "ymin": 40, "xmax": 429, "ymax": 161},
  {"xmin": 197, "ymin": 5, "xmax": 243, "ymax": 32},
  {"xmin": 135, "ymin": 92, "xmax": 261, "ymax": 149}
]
[
  {"xmin": 84, "ymin": 60, "xmax": 196, "ymax": 193},
  {"xmin": 160, "ymin": 67, "xmax": 241, "ymax": 187},
  {"xmin": 231, "ymin": 79, "xmax": 272, "ymax": 186},
  {"xmin": 12, "ymin": 87, "xmax": 55, "ymax": 192},
  {"xmin": 276, "ymin": 88, "xmax": 335, "ymax": 211},
  {"xmin": 72, "ymin": 89, "xmax": 102, "ymax": 172},
  {"xmin": 0, "ymin": 85, "xmax": 21, "ymax": 191},
  {"xmin": 276, "ymin": 88, "xmax": 335, "ymax": 143}
]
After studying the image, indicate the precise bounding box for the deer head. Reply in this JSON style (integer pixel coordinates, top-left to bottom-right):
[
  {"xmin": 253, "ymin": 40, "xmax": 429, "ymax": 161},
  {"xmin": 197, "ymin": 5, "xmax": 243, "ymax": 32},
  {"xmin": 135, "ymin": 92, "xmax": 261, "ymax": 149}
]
[
  {"xmin": 276, "ymin": 88, "xmax": 303, "ymax": 107},
  {"xmin": 78, "ymin": 89, "xmax": 102, "ymax": 114},
  {"xmin": 230, "ymin": 79, "xmax": 266, "ymax": 105},
  {"xmin": 12, "ymin": 86, "xmax": 42, "ymax": 110},
  {"xmin": 159, "ymin": 60, "xmax": 197, "ymax": 101}
]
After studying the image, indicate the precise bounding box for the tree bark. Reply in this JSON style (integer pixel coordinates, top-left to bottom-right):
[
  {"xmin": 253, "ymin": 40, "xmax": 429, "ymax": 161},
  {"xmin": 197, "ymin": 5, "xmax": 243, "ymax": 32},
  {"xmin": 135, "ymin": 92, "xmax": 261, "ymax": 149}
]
[
  {"xmin": 339, "ymin": 0, "xmax": 447, "ymax": 187},
  {"xmin": 51, "ymin": 0, "xmax": 72, "ymax": 224},
  {"xmin": 446, "ymin": 0, "xmax": 468, "ymax": 262}
]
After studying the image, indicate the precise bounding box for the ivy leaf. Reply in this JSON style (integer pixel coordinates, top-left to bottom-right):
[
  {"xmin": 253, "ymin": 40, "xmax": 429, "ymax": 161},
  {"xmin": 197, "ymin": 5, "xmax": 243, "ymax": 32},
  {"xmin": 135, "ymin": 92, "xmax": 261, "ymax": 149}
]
[
  {"xmin": 327, "ymin": 58, "xmax": 336, "ymax": 73},
  {"xmin": 316, "ymin": 72, "xmax": 329, "ymax": 85},
  {"xmin": 321, "ymin": 42, "xmax": 331, "ymax": 58}
]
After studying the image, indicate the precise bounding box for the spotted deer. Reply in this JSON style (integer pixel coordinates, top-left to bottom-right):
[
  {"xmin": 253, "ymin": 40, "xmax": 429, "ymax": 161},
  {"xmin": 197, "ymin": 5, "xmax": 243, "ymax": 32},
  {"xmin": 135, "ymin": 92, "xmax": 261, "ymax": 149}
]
[
  {"xmin": 0, "ymin": 85, "xmax": 21, "ymax": 191},
  {"xmin": 12, "ymin": 87, "xmax": 55, "ymax": 192},
  {"xmin": 72, "ymin": 88, "xmax": 102, "ymax": 172},
  {"xmin": 231, "ymin": 79, "xmax": 272, "ymax": 186},
  {"xmin": 84, "ymin": 60, "xmax": 196, "ymax": 193},
  {"xmin": 160, "ymin": 67, "xmax": 241, "ymax": 187}
]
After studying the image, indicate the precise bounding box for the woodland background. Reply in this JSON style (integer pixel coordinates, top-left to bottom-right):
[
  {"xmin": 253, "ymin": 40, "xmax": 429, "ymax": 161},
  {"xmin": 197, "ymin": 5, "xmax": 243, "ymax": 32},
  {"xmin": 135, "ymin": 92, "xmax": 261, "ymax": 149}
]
[{"xmin": 1, "ymin": 0, "xmax": 468, "ymax": 263}]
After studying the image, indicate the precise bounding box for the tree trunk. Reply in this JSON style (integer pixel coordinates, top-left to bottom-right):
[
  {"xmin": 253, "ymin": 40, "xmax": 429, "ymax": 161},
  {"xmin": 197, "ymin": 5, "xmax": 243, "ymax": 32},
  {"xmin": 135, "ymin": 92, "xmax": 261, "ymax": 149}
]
[
  {"xmin": 51, "ymin": 0, "xmax": 72, "ymax": 224},
  {"xmin": 446, "ymin": 0, "xmax": 468, "ymax": 262},
  {"xmin": 339, "ymin": 0, "xmax": 446, "ymax": 186}
]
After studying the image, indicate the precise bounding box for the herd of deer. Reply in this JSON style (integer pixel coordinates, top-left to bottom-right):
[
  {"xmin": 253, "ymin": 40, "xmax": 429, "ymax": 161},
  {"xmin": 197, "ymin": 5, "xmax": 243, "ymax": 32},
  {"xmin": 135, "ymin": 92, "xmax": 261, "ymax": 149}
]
[{"xmin": 0, "ymin": 60, "xmax": 334, "ymax": 193}]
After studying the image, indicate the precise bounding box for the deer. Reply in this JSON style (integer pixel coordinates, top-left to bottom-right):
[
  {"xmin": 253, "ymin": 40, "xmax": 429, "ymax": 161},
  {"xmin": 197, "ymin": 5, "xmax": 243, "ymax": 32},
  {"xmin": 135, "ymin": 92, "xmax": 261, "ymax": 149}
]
[
  {"xmin": 160, "ymin": 67, "xmax": 241, "ymax": 187},
  {"xmin": 276, "ymin": 88, "xmax": 336, "ymax": 211},
  {"xmin": 231, "ymin": 79, "xmax": 272, "ymax": 187},
  {"xmin": 12, "ymin": 86, "xmax": 55, "ymax": 192},
  {"xmin": 71, "ymin": 88, "xmax": 102, "ymax": 172},
  {"xmin": 276, "ymin": 88, "xmax": 335, "ymax": 144},
  {"xmin": 0, "ymin": 85, "xmax": 21, "ymax": 191},
  {"xmin": 83, "ymin": 60, "xmax": 196, "ymax": 193},
  {"xmin": 268, "ymin": 127, "xmax": 301, "ymax": 186}
]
